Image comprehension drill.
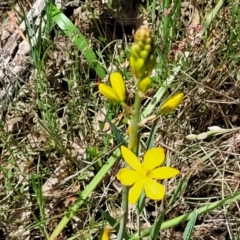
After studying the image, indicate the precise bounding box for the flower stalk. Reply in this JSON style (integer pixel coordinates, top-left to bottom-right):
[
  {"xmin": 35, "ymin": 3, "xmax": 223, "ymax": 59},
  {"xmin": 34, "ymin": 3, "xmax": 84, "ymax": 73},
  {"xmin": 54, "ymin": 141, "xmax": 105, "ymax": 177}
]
[
  {"xmin": 128, "ymin": 81, "xmax": 142, "ymax": 151},
  {"xmin": 117, "ymin": 27, "xmax": 156, "ymax": 240},
  {"xmin": 97, "ymin": 27, "xmax": 183, "ymax": 240},
  {"xmin": 117, "ymin": 83, "xmax": 142, "ymax": 240}
]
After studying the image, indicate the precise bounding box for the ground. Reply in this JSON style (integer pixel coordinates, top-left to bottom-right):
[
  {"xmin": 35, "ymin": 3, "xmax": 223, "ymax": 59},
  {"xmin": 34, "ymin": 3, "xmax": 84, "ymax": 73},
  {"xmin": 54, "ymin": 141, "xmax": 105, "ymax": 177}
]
[{"xmin": 0, "ymin": 0, "xmax": 240, "ymax": 239}]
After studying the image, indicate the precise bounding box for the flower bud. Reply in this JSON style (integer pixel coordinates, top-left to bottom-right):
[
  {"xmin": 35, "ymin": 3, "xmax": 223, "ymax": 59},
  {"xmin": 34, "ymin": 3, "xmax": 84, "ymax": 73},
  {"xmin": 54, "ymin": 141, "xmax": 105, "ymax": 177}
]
[
  {"xmin": 186, "ymin": 134, "xmax": 197, "ymax": 140},
  {"xmin": 99, "ymin": 83, "xmax": 120, "ymax": 103},
  {"xmin": 134, "ymin": 27, "xmax": 151, "ymax": 43},
  {"xmin": 99, "ymin": 72, "xmax": 126, "ymax": 104},
  {"xmin": 144, "ymin": 44, "xmax": 152, "ymax": 52},
  {"xmin": 110, "ymin": 72, "xmax": 126, "ymax": 102},
  {"xmin": 208, "ymin": 126, "xmax": 222, "ymax": 131},
  {"xmin": 129, "ymin": 56, "xmax": 136, "ymax": 76},
  {"xmin": 145, "ymin": 37, "xmax": 153, "ymax": 44},
  {"xmin": 135, "ymin": 59, "xmax": 147, "ymax": 78},
  {"xmin": 145, "ymin": 54, "xmax": 156, "ymax": 75},
  {"xmin": 197, "ymin": 132, "xmax": 208, "ymax": 140},
  {"xmin": 160, "ymin": 93, "xmax": 184, "ymax": 115},
  {"xmin": 131, "ymin": 45, "xmax": 141, "ymax": 59},
  {"xmin": 135, "ymin": 59, "xmax": 145, "ymax": 72},
  {"xmin": 130, "ymin": 27, "xmax": 156, "ymax": 79},
  {"xmin": 139, "ymin": 77, "xmax": 152, "ymax": 93},
  {"xmin": 140, "ymin": 50, "xmax": 149, "ymax": 59}
]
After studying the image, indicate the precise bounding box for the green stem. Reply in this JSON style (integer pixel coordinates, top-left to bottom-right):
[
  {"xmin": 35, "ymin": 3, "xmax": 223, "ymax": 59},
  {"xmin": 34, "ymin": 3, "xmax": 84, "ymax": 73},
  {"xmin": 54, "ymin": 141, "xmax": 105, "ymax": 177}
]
[
  {"xmin": 129, "ymin": 82, "xmax": 142, "ymax": 151},
  {"xmin": 136, "ymin": 207, "xmax": 141, "ymax": 239},
  {"xmin": 117, "ymin": 186, "xmax": 129, "ymax": 240},
  {"xmin": 117, "ymin": 81, "xmax": 142, "ymax": 240}
]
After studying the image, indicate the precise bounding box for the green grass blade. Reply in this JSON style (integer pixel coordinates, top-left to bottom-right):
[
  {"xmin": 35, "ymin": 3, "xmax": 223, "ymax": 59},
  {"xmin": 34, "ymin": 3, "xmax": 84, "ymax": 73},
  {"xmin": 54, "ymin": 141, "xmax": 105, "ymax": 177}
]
[
  {"xmin": 136, "ymin": 191, "xmax": 146, "ymax": 216},
  {"xmin": 146, "ymin": 119, "xmax": 158, "ymax": 150},
  {"xmin": 49, "ymin": 148, "xmax": 120, "ymax": 240},
  {"xmin": 130, "ymin": 191, "xmax": 240, "ymax": 239},
  {"xmin": 50, "ymin": 4, "xmax": 106, "ymax": 79},
  {"xmin": 150, "ymin": 213, "xmax": 165, "ymax": 240},
  {"xmin": 197, "ymin": 0, "xmax": 224, "ymax": 38},
  {"xmin": 183, "ymin": 208, "xmax": 198, "ymax": 240},
  {"xmin": 108, "ymin": 120, "xmax": 125, "ymax": 145}
]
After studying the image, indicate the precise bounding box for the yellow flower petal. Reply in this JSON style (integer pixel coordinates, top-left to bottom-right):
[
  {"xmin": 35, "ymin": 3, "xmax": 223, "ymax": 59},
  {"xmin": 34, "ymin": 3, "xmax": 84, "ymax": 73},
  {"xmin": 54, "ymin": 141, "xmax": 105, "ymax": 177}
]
[
  {"xmin": 129, "ymin": 179, "xmax": 144, "ymax": 204},
  {"xmin": 101, "ymin": 228, "xmax": 111, "ymax": 240},
  {"xmin": 110, "ymin": 72, "xmax": 126, "ymax": 102},
  {"xmin": 144, "ymin": 177, "xmax": 165, "ymax": 200},
  {"xmin": 143, "ymin": 148, "xmax": 165, "ymax": 171},
  {"xmin": 160, "ymin": 92, "xmax": 184, "ymax": 115},
  {"xmin": 121, "ymin": 146, "xmax": 143, "ymax": 172},
  {"xmin": 150, "ymin": 167, "xmax": 180, "ymax": 179},
  {"xmin": 117, "ymin": 168, "xmax": 141, "ymax": 186},
  {"xmin": 99, "ymin": 83, "xmax": 120, "ymax": 103}
]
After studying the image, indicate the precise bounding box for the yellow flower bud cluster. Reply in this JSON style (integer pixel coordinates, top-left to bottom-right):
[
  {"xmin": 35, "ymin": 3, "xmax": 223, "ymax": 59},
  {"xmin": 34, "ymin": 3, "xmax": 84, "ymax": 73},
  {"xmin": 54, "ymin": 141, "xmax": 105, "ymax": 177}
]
[{"xmin": 130, "ymin": 27, "xmax": 156, "ymax": 80}]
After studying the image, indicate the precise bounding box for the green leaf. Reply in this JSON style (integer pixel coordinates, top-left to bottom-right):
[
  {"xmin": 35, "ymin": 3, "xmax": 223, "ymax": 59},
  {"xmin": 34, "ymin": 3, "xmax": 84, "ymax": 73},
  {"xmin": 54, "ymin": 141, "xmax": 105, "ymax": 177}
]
[
  {"xmin": 50, "ymin": 4, "xmax": 106, "ymax": 79},
  {"xmin": 108, "ymin": 120, "xmax": 125, "ymax": 145},
  {"xmin": 137, "ymin": 190, "xmax": 146, "ymax": 215},
  {"xmin": 183, "ymin": 208, "xmax": 198, "ymax": 240},
  {"xmin": 49, "ymin": 148, "xmax": 121, "ymax": 240},
  {"xmin": 150, "ymin": 213, "xmax": 165, "ymax": 240}
]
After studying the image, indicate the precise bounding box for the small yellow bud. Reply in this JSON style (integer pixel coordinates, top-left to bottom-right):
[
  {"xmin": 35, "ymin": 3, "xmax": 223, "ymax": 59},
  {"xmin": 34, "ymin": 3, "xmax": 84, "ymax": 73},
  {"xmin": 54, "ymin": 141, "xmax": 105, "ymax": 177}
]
[
  {"xmin": 131, "ymin": 45, "xmax": 141, "ymax": 59},
  {"xmin": 144, "ymin": 44, "xmax": 152, "ymax": 52},
  {"xmin": 145, "ymin": 54, "xmax": 156, "ymax": 75},
  {"xmin": 134, "ymin": 27, "xmax": 151, "ymax": 43},
  {"xmin": 135, "ymin": 58, "xmax": 145, "ymax": 73},
  {"xmin": 129, "ymin": 56, "xmax": 136, "ymax": 76},
  {"xmin": 160, "ymin": 92, "xmax": 184, "ymax": 115},
  {"xmin": 140, "ymin": 50, "xmax": 149, "ymax": 59},
  {"xmin": 145, "ymin": 37, "xmax": 153, "ymax": 44},
  {"xmin": 138, "ymin": 41, "xmax": 145, "ymax": 49},
  {"xmin": 139, "ymin": 77, "xmax": 152, "ymax": 93}
]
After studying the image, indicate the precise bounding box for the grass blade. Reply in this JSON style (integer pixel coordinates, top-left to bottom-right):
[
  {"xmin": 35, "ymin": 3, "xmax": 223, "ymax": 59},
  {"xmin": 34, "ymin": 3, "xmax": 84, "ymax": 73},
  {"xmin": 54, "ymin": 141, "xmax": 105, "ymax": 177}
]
[
  {"xmin": 49, "ymin": 148, "xmax": 120, "ymax": 240},
  {"xmin": 183, "ymin": 208, "xmax": 198, "ymax": 240},
  {"xmin": 50, "ymin": 4, "xmax": 106, "ymax": 79}
]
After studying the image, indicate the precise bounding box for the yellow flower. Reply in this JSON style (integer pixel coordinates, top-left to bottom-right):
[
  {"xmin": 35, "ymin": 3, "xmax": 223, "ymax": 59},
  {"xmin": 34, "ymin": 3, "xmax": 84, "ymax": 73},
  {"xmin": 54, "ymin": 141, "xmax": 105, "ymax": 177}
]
[
  {"xmin": 159, "ymin": 92, "xmax": 184, "ymax": 115},
  {"xmin": 101, "ymin": 228, "xmax": 111, "ymax": 240},
  {"xmin": 117, "ymin": 146, "xmax": 179, "ymax": 204},
  {"xmin": 99, "ymin": 72, "xmax": 126, "ymax": 103}
]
